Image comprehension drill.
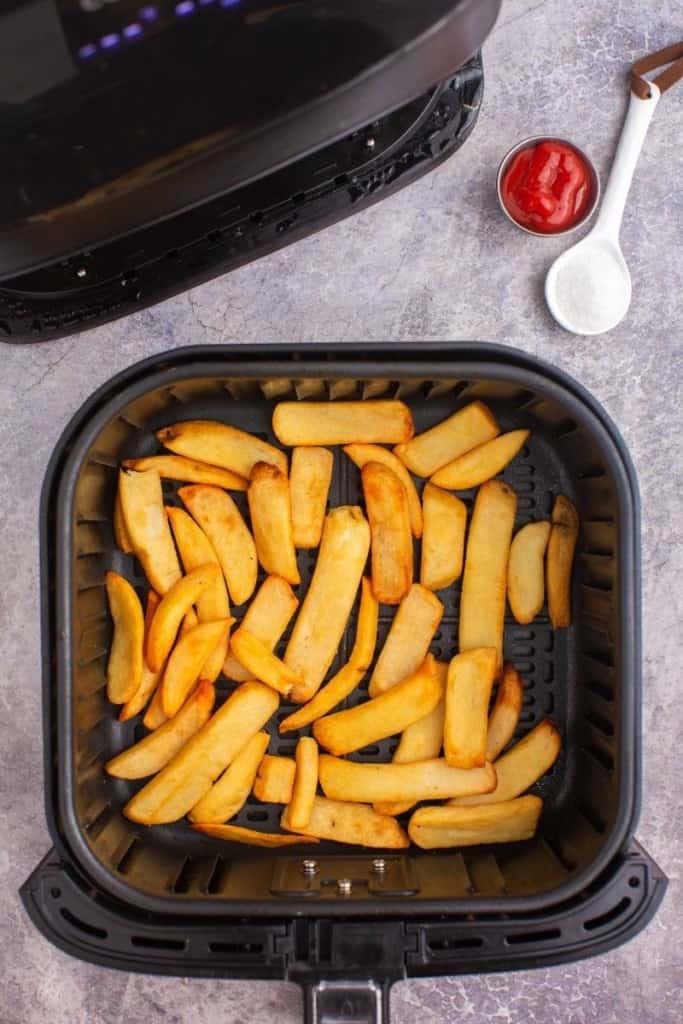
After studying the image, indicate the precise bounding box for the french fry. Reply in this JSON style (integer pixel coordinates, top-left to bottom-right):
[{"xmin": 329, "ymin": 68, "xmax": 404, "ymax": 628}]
[
  {"xmin": 409, "ymin": 795, "xmax": 542, "ymax": 849},
  {"xmin": 344, "ymin": 444, "xmax": 423, "ymax": 538},
  {"xmin": 373, "ymin": 662, "xmax": 446, "ymax": 816},
  {"xmin": 459, "ymin": 480, "xmax": 517, "ymax": 670},
  {"xmin": 230, "ymin": 628, "xmax": 302, "ymax": 697},
  {"xmin": 431, "ymin": 429, "xmax": 530, "ymax": 490},
  {"xmin": 105, "ymin": 571, "xmax": 144, "ymax": 704},
  {"xmin": 107, "ymin": 681, "xmax": 215, "ymax": 779},
  {"xmin": 368, "ymin": 584, "xmax": 443, "ymax": 696},
  {"xmin": 167, "ymin": 506, "xmax": 231, "ymax": 680},
  {"xmin": 146, "ymin": 563, "xmax": 222, "ymax": 672},
  {"xmin": 118, "ymin": 469, "xmax": 182, "ymax": 594},
  {"xmin": 314, "ymin": 655, "xmax": 441, "ymax": 756},
  {"xmin": 319, "ymin": 755, "xmax": 496, "ymax": 804},
  {"xmin": 224, "ymin": 575, "xmax": 299, "ymax": 682},
  {"xmin": 393, "ymin": 401, "xmax": 499, "ymax": 477},
  {"xmin": 449, "ymin": 719, "xmax": 560, "ymax": 806},
  {"xmin": 189, "ymin": 731, "xmax": 270, "ymax": 823},
  {"xmin": 272, "ymin": 401, "xmax": 414, "ymax": 446},
  {"xmin": 157, "ymin": 420, "xmax": 287, "ymax": 478},
  {"xmin": 290, "ymin": 447, "xmax": 334, "ymax": 548},
  {"xmin": 419, "ymin": 483, "xmax": 467, "ymax": 591},
  {"xmin": 253, "ymin": 755, "xmax": 296, "ymax": 803},
  {"xmin": 362, "ymin": 461, "xmax": 412, "ymax": 605},
  {"xmin": 119, "ymin": 591, "xmax": 161, "ymax": 722},
  {"xmin": 287, "ymin": 737, "xmax": 319, "ymax": 831},
  {"xmin": 123, "ymin": 454, "xmax": 247, "ymax": 491},
  {"xmin": 282, "ymin": 796, "xmax": 409, "ymax": 849},
  {"xmin": 507, "ymin": 520, "xmax": 551, "ymax": 625},
  {"xmin": 486, "ymin": 663, "xmax": 524, "ymax": 762},
  {"xmin": 179, "ymin": 607, "xmax": 199, "ymax": 636},
  {"xmin": 113, "ymin": 488, "xmax": 133, "ymax": 553},
  {"xmin": 547, "ymin": 495, "xmax": 579, "ymax": 628},
  {"xmin": 247, "ymin": 462, "xmax": 300, "ymax": 585},
  {"xmin": 278, "ymin": 577, "xmax": 378, "ymax": 732},
  {"xmin": 124, "ymin": 681, "xmax": 279, "ymax": 824},
  {"xmin": 143, "ymin": 682, "xmax": 169, "ymax": 730},
  {"xmin": 445, "ymin": 648, "xmax": 498, "ymax": 769},
  {"xmin": 179, "ymin": 484, "xmax": 257, "ymax": 605},
  {"xmin": 162, "ymin": 619, "xmax": 233, "ymax": 717},
  {"xmin": 285, "ymin": 507, "xmax": 370, "ymax": 703},
  {"xmin": 192, "ymin": 823, "xmax": 318, "ymax": 847}
]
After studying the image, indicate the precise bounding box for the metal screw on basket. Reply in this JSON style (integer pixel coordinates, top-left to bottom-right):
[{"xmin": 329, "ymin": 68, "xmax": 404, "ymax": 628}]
[
  {"xmin": 76, "ymin": 267, "xmax": 87, "ymax": 278},
  {"xmin": 337, "ymin": 878, "xmax": 352, "ymax": 896},
  {"xmin": 301, "ymin": 859, "xmax": 318, "ymax": 876},
  {"xmin": 365, "ymin": 136, "xmax": 376, "ymax": 150},
  {"xmin": 371, "ymin": 858, "xmax": 387, "ymax": 874}
]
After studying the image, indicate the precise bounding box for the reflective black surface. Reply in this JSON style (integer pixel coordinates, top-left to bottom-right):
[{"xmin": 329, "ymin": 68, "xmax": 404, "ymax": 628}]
[{"xmin": 0, "ymin": 0, "xmax": 501, "ymax": 277}]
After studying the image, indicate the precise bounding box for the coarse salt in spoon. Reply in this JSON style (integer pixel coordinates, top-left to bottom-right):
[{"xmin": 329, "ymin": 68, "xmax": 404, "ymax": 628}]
[{"xmin": 545, "ymin": 83, "xmax": 660, "ymax": 335}]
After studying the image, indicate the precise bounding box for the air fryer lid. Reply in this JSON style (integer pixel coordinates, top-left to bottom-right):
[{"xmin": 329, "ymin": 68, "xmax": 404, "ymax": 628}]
[{"xmin": 0, "ymin": 0, "xmax": 501, "ymax": 280}]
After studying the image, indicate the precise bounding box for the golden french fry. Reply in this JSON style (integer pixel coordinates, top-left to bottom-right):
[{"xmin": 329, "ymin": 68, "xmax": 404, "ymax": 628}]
[
  {"xmin": 285, "ymin": 507, "xmax": 370, "ymax": 703},
  {"xmin": 449, "ymin": 719, "xmax": 560, "ymax": 806},
  {"xmin": 290, "ymin": 447, "xmax": 334, "ymax": 548},
  {"xmin": 409, "ymin": 795, "xmax": 542, "ymax": 848},
  {"xmin": 314, "ymin": 655, "xmax": 441, "ymax": 756},
  {"xmin": 179, "ymin": 607, "xmax": 199, "ymax": 636},
  {"xmin": 373, "ymin": 664, "xmax": 446, "ymax": 816},
  {"xmin": 123, "ymin": 454, "xmax": 247, "ymax": 491},
  {"xmin": 124, "ymin": 681, "xmax": 279, "ymax": 824},
  {"xmin": 431, "ymin": 429, "xmax": 530, "ymax": 490},
  {"xmin": 272, "ymin": 400, "xmax": 414, "ymax": 446},
  {"xmin": 162, "ymin": 619, "xmax": 233, "ymax": 717},
  {"xmin": 547, "ymin": 495, "xmax": 579, "ymax": 628},
  {"xmin": 319, "ymin": 755, "xmax": 496, "ymax": 804},
  {"xmin": 119, "ymin": 591, "xmax": 161, "ymax": 722},
  {"xmin": 279, "ymin": 578, "xmax": 377, "ymax": 732},
  {"xmin": 179, "ymin": 484, "xmax": 257, "ymax": 605},
  {"xmin": 107, "ymin": 681, "xmax": 215, "ymax": 779},
  {"xmin": 230, "ymin": 628, "xmax": 302, "ymax": 697},
  {"xmin": 157, "ymin": 420, "xmax": 287, "ymax": 478},
  {"xmin": 167, "ymin": 506, "xmax": 231, "ymax": 681},
  {"xmin": 224, "ymin": 575, "xmax": 299, "ymax": 682},
  {"xmin": 146, "ymin": 563, "xmax": 221, "ymax": 672},
  {"xmin": 143, "ymin": 684, "xmax": 168, "ymax": 730},
  {"xmin": 459, "ymin": 480, "xmax": 517, "ymax": 670},
  {"xmin": 507, "ymin": 521, "xmax": 551, "ymax": 625},
  {"xmin": 105, "ymin": 571, "xmax": 144, "ymax": 704},
  {"xmin": 287, "ymin": 737, "xmax": 319, "ymax": 831},
  {"xmin": 113, "ymin": 488, "xmax": 133, "ymax": 553},
  {"xmin": 282, "ymin": 796, "xmax": 409, "ymax": 849},
  {"xmin": 189, "ymin": 731, "xmax": 269, "ymax": 823},
  {"xmin": 445, "ymin": 648, "xmax": 498, "ymax": 769},
  {"xmin": 362, "ymin": 461, "xmax": 412, "ymax": 605},
  {"xmin": 419, "ymin": 483, "xmax": 467, "ymax": 591},
  {"xmin": 193, "ymin": 823, "xmax": 318, "ymax": 847},
  {"xmin": 253, "ymin": 755, "xmax": 296, "ymax": 803},
  {"xmin": 118, "ymin": 469, "xmax": 182, "ymax": 594},
  {"xmin": 344, "ymin": 444, "xmax": 423, "ymax": 538},
  {"xmin": 394, "ymin": 401, "xmax": 499, "ymax": 477},
  {"xmin": 369, "ymin": 584, "xmax": 443, "ymax": 696},
  {"xmin": 486, "ymin": 663, "xmax": 524, "ymax": 762},
  {"xmin": 247, "ymin": 462, "xmax": 300, "ymax": 585}
]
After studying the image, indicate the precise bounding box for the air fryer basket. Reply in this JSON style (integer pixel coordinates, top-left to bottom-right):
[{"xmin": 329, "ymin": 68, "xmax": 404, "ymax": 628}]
[{"xmin": 43, "ymin": 345, "xmax": 644, "ymax": 920}]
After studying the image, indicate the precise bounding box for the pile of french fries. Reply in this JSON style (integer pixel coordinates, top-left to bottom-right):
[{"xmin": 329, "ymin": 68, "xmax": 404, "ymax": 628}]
[{"xmin": 105, "ymin": 398, "xmax": 575, "ymax": 851}]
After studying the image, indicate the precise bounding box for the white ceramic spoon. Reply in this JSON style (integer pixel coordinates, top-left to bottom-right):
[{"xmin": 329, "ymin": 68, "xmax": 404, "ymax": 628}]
[{"xmin": 545, "ymin": 83, "xmax": 660, "ymax": 335}]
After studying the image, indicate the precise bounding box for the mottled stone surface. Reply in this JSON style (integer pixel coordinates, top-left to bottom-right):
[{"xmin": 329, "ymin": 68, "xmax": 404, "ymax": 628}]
[{"xmin": 1, "ymin": 0, "xmax": 681, "ymax": 1021}]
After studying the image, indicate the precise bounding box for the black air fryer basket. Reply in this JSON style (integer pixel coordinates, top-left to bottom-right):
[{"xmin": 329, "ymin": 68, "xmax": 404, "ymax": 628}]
[{"xmin": 23, "ymin": 344, "xmax": 666, "ymax": 1022}]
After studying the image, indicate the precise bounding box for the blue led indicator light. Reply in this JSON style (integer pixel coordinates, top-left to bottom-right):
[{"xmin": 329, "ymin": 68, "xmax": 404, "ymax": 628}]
[
  {"xmin": 219, "ymin": 0, "xmax": 241, "ymax": 8},
  {"xmin": 123, "ymin": 22, "xmax": 143, "ymax": 38},
  {"xmin": 175, "ymin": 0, "xmax": 195, "ymax": 13},
  {"xmin": 139, "ymin": 5, "xmax": 158, "ymax": 21},
  {"xmin": 78, "ymin": 43, "xmax": 97, "ymax": 59},
  {"xmin": 100, "ymin": 33, "xmax": 120, "ymax": 49}
]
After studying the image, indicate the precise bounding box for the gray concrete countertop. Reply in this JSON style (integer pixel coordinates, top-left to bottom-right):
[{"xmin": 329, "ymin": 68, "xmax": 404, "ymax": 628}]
[{"xmin": 1, "ymin": 1, "xmax": 681, "ymax": 1021}]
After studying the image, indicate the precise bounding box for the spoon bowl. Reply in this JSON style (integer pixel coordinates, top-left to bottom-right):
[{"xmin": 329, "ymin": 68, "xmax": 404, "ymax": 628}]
[{"xmin": 545, "ymin": 234, "xmax": 632, "ymax": 336}]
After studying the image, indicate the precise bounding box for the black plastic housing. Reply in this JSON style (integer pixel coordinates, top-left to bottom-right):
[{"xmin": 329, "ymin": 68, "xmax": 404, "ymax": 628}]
[{"xmin": 36, "ymin": 344, "xmax": 648, "ymax": 919}]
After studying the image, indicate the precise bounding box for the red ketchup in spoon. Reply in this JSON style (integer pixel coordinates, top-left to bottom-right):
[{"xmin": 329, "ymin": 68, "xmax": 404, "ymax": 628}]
[{"xmin": 501, "ymin": 140, "xmax": 593, "ymax": 233}]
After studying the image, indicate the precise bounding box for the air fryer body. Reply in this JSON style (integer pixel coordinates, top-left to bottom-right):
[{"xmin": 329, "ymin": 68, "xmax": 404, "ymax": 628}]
[{"xmin": 0, "ymin": 0, "xmax": 501, "ymax": 340}]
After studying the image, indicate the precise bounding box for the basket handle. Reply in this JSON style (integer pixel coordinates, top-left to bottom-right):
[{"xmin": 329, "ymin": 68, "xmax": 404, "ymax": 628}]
[{"xmin": 302, "ymin": 979, "xmax": 392, "ymax": 1024}]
